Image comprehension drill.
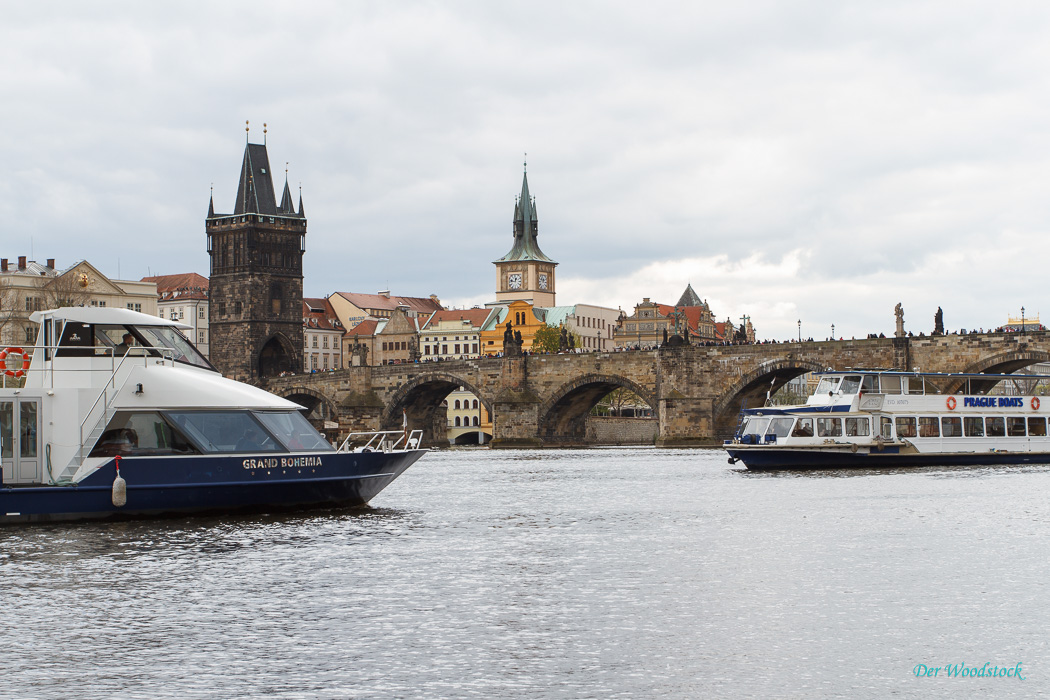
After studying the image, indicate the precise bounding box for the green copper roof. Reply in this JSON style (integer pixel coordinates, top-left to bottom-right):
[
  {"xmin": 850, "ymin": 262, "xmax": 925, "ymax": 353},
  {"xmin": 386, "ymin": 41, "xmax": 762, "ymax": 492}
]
[{"xmin": 494, "ymin": 169, "xmax": 557, "ymax": 265}]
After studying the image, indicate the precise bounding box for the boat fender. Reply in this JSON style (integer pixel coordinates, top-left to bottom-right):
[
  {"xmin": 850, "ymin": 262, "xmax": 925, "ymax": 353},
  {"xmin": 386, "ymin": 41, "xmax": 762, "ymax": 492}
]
[
  {"xmin": 727, "ymin": 456, "xmax": 738, "ymax": 465},
  {"xmin": 850, "ymin": 444, "xmax": 858, "ymax": 454},
  {"xmin": 112, "ymin": 455, "xmax": 127, "ymax": 508}
]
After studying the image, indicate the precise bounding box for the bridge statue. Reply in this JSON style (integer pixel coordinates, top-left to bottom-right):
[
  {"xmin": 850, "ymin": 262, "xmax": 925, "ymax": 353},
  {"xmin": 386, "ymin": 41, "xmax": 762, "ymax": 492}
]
[{"xmin": 895, "ymin": 303, "xmax": 905, "ymax": 338}]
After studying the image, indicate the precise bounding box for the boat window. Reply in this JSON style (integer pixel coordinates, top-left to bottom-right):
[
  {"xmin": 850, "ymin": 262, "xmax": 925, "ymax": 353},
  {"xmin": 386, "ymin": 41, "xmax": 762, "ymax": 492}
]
[
  {"xmin": 766, "ymin": 417, "xmax": 794, "ymax": 438},
  {"xmin": 165, "ymin": 411, "xmax": 282, "ymax": 453},
  {"xmin": 1028, "ymin": 417, "xmax": 1047, "ymax": 436},
  {"xmin": 880, "ymin": 375, "xmax": 902, "ymax": 394},
  {"xmin": 839, "ymin": 376, "xmax": 862, "ymax": 395},
  {"xmin": 861, "ymin": 375, "xmax": 878, "ymax": 393},
  {"xmin": 895, "ymin": 416, "xmax": 917, "ymax": 438},
  {"xmin": 1007, "ymin": 417, "xmax": 1027, "ymax": 437},
  {"xmin": 741, "ymin": 416, "xmax": 771, "ymax": 436},
  {"xmin": 906, "ymin": 377, "xmax": 925, "ymax": 395},
  {"xmin": 964, "ymin": 417, "xmax": 984, "ymax": 437},
  {"xmin": 880, "ymin": 416, "xmax": 893, "ymax": 439},
  {"xmin": 254, "ymin": 411, "xmax": 335, "ymax": 452},
  {"xmin": 941, "ymin": 416, "xmax": 962, "ymax": 437},
  {"xmin": 55, "ymin": 321, "xmax": 95, "ymax": 357},
  {"xmin": 918, "ymin": 417, "xmax": 939, "ymax": 438},
  {"xmin": 986, "ymin": 417, "xmax": 1006, "ymax": 437},
  {"xmin": 845, "ymin": 417, "xmax": 869, "ymax": 436},
  {"xmin": 815, "ymin": 377, "xmax": 841, "ymax": 395},
  {"xmin": 791, "ymin": 417, "xmax": 814, "ymax": 437},
  {"xmin": 134, "ymin": 326, "xmax": 214, "ymax": 370},
  {"xmin": 89, "ymin": 411, "xmax": 199, "ymax": 457},
  {"xmin": 816, "ymin": 417, "xmax": 842, "ymax": 437}
]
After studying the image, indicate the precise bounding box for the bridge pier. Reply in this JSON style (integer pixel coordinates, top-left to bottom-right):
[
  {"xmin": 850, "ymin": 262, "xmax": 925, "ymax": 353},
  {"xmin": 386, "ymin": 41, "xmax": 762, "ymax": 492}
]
[
  {"xmin": 655, "ymin": 396, "xmax": 720, "ymax": 447},
  {"xmin": 489, "ymin": 357, "xmax": 543, "ymax": 448}
]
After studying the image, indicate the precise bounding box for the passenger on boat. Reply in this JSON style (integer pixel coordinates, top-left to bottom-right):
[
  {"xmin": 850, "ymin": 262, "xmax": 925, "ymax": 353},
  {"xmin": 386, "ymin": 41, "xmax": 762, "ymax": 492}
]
[{"xmin": 114, "ymin": 333, "xmax": 135, "ymax": 356}]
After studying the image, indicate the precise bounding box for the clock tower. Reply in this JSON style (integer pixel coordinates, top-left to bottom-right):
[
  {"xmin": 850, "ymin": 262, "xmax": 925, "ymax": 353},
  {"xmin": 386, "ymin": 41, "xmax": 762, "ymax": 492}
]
[{"xmin": 494, "ymin": 163, "xmax": 557, "ymax": 308}]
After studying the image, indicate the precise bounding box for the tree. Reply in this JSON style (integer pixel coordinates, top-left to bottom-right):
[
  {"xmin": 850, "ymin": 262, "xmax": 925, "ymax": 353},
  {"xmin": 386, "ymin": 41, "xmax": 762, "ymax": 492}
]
[
  {"xmin": 532, "ymin": 323, "xmax": 562, "ymax": 354},
  {"xmin": 42, "ymin": 271, "xmax": 91, "ymax": 309}
]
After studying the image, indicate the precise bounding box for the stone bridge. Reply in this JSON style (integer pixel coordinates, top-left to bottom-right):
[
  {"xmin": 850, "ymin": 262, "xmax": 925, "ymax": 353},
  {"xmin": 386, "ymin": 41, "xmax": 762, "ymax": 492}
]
[{"xmin": 259, "ymin": 332, "xmax": 1050, "ymax": 448}]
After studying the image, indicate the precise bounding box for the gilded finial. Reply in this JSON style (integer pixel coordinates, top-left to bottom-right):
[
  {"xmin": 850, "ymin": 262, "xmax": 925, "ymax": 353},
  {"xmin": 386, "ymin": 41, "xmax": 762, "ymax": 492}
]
[
  {"xmin": 524, "ymin": 152, "xmax": 527, "ymax": 173},
  {"xmin": 263, "ymin": 122, "xmax": 267, "ymax": 144},
  {"xmin": 245, "ymin": 120, "xmax": 249, "ymax": 142}
]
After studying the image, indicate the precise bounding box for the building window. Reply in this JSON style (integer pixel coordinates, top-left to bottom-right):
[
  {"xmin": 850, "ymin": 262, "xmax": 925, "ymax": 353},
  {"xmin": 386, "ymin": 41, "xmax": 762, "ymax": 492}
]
[
  {"xmin": 472, "ymin": 343, "xmax": 478, "ymax": 353},
  {"xmin": 472, "ymin": 416, "xmax": 479, "ymax": 426},
  {"xmin": 323, "ymin": 336, "xmax": 329, "ymax": 349},
  {"xmin": 199, "ymin": 307, "xmax": 205, "ymax": 319},
  {"xmin": 454, "ymin": 400, "xmax": 461, "ymax": 409},
  {"xmin": 454, "ymin": 344, "xmax": 460, "ymax": 354},
  {"xmin": 198, "ymin": 331, "xmax": 205, "ymax": 344},
  {"xmin": 454, "ymin": 417, "xmax": 461, "ymax": 427},
  {"xmin": 312, "ymin": 336, "xmax": 318, "ymax": 348},
  {"xmin": 424, "ymin": 345, "xmax": 430, "ymax": 355},
  {"xmin": 472, "ymin": 400, "xmax": 478, "ymax": 409},
  {"xmin": 323, "ymin": 355, "xmax": 329, "ymax": 370},
  {"xmin": 442, "ymin": 344, "xmax": 448, "ymax": 354}
]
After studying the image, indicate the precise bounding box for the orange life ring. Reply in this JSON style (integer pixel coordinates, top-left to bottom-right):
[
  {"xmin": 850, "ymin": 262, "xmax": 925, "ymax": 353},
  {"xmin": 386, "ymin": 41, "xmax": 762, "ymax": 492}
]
[
  {"xmin": 946, "ymin": 396, "xmax": 957, "ymax": 411},
  {"xmin": 0, "ymin": 347, "xmax": 30, "ymax": 377},
  {"xmin": 1032, "ymin": 397, "xmax": 1041, "ymax": 411}
]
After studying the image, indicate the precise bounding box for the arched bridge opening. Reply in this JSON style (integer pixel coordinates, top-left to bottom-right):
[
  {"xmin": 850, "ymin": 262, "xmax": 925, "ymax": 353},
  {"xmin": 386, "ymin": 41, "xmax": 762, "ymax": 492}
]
[
  {"xmin": 383, "ymin": 373, "xmax": 492, "ymax": 448},
  {"xmin": 940, "ymin": 350, "xmax": 1050, "ymax": 395},
  {"xmin": 539, "ymin": 374, "xmax": 656, "ymax": 445},
  {"xmin": 275, "ymin": 387, "xmax": 339, "ymax": 437},
  {"xmin": 713, "ymin": 360, "xmax": 825, "ymax": 439}
]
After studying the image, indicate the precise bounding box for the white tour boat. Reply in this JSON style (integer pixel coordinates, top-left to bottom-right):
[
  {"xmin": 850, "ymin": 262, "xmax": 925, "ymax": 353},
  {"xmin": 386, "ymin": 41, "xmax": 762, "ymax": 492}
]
[
  {"xmin": 725, "ymin": 369, "xmax": 1050, "ymax": 470},
  {"xmin": 0, "ymin": 307, "xmax": 426, "ymax": 523}
]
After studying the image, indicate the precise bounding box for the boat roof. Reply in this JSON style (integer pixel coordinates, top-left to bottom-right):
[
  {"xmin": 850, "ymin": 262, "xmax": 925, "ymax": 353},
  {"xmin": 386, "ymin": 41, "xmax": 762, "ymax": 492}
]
[
  {"xmin": 29, "ymin": 306, "xmax": 191, "ymax": 330},
  {"xmin": 815, "ymin": 368, "xmax": 1050, "ymax": 380}
]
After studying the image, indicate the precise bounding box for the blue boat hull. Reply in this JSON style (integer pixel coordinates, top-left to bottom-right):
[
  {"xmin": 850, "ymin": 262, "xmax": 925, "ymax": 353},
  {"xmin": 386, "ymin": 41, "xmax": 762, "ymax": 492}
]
[
  {"xmin": 726, "ymin": 446, "xmax": 1050, "ymax": 470},
  {"xmin": 0, "ymin": 450, "xmax": 426, "ymax": 524}
]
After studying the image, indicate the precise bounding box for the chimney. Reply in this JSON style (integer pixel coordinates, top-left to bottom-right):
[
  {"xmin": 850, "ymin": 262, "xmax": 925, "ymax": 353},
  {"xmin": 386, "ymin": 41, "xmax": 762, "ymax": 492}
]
[
  {"xmin": 0, "ymin": 259, "xmax": 6, "ymax": 272},
  {"xmin": 18, "ymin": 256, "xmax": 27, "ymax": 269},
  {"xmin": 47, "ymin": 258, "xmax": 55, "ymax": 269}
]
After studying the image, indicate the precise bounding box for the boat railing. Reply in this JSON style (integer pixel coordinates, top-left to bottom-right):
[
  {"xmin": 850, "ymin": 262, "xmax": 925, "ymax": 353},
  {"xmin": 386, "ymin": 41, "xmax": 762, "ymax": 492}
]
[{"xmin": 338, "ymin": 429, "xmax": 424, "ymax": 453}]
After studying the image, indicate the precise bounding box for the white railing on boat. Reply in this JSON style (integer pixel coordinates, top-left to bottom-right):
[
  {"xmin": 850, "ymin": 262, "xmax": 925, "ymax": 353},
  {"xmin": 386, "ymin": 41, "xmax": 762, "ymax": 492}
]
[{"xmin": 338, "ymin": 429, "xmax": 424, "ymax": 453}]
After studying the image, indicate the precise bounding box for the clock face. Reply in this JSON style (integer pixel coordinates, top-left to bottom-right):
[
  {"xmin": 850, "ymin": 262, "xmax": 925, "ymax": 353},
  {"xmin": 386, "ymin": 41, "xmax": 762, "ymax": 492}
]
[
  {"xmin": 508, "ymin": 273, "xmax": 522, "ymax": 290},
  {"xmin": 538, "ymin": 273, "xmax": 548, "ymax": 290}
]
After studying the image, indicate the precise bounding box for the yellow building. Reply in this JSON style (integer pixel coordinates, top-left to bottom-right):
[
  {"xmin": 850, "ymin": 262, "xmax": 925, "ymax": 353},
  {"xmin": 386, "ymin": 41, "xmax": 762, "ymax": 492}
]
[{"xmin": 479, "ymin": 300, "xmax": 547, "ymax": 356}]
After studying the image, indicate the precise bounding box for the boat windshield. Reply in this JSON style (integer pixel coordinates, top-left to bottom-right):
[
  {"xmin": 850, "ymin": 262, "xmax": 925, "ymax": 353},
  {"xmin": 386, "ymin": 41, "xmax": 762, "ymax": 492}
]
[
  {"xmin": 254, "ymin": 411, "xmax": 334, "ymax": 452},
  {"xmin": 839, "ymin": 375, "xmax": 862, "ymax": 394},
  {"xmin": 134, "ymin": 326, "xmax": 213, "ymax": 370},
  {"xmin": 741, "ymin": 416, "xmax": 771, "ymax": 436},
  {"xmin": 815, "ymin": 376, "xmax": 842, "ymax": 395}
]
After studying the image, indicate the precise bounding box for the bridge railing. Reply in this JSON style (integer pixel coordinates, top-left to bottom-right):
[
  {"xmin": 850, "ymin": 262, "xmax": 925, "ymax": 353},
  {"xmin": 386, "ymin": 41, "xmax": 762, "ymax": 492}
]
[{"xmin": 338, "ymin": 429, "xmax": 424, "ymax": 453}]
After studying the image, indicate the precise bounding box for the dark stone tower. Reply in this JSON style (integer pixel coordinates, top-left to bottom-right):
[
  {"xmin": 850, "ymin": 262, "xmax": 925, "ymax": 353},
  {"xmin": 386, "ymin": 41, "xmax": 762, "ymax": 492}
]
[{"xmin": 206, "ymin": 132, "xmax": 306, "ymax": 382}]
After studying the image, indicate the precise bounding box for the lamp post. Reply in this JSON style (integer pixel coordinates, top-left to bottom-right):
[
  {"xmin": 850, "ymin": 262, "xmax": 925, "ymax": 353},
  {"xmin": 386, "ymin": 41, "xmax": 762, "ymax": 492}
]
[
  {"xmin": 831, "ymin": 323, "xmax": 835, "ymax": 341},
  {"xmin": 797, "ymin": 319, "xmax": 801, "ymax": 343},
  {"xmin": 1021, "ymin": 306, "xmax": 1026, "ymax": 339}
]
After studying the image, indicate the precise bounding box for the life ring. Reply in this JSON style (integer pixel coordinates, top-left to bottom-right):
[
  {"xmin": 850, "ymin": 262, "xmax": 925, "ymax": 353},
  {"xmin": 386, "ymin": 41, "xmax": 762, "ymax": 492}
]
[
  {"xmin": 1032, "ymin": 397, "xmax": 1041, "ymax": 411},
  {"xmin": 0, "ymin": 347, "xmax": 30, "ymax": 377},
  {"xmin": 946, "ymin": 396, "xmax": 957, "ymax": 411}
]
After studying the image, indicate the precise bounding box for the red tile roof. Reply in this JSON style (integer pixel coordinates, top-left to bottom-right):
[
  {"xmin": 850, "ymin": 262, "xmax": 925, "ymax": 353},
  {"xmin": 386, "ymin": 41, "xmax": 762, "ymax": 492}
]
[
  {"xmin": 333, "ymin": 291, "xmax": 443, "ymax": 315},
  {"xmin": 302, "ymin": 299, "xmax": 343, "ymax": 331},
  {"xmin": 142, "ymin": 273, "xmax": 209, "ymax": 301},
  {"xmin": 421, "ymin": 308, "xmax": 494, "ymax": 330}
]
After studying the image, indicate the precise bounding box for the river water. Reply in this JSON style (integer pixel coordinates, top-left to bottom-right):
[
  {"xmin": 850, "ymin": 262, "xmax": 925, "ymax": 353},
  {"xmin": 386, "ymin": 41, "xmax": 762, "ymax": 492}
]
[{"xmin": 2, "ymin": 448, "xmax": 1048, "ymax": 699}]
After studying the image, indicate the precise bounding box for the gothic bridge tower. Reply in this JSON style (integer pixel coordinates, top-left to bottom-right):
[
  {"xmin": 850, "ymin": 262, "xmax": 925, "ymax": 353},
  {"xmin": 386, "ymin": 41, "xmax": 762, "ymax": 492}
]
[
  {"xmin": 493, "ymin": 162, "xmax": 558, "ymax": 308},
  {"xmin": 206, "ymin": 127, "xmax": 305, "ymax": 381}
]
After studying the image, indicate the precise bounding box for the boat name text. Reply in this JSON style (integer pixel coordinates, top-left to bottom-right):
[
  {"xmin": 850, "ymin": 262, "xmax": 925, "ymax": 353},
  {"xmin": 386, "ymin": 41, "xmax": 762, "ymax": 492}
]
[
  {"xmin": 242, "ymin": 456, "xmax": 323, "ymax": 469},
  {"xmin": 963, "ymin": 397, "xmax": 1025, "ymax": 408}
]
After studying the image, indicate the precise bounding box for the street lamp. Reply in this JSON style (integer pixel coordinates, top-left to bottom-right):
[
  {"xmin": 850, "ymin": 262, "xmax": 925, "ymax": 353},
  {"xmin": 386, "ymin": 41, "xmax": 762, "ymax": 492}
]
[
  {"xmin": 1021, "ymin": 306, "xmax": 1026, "ymax": 339},
  {"xmin": 797, "ymin": 319, "xmax": 801, "ymax": 343},
  {"xmin": 831, "ymin": 323, "xmax": 835, "ymax": 340}
]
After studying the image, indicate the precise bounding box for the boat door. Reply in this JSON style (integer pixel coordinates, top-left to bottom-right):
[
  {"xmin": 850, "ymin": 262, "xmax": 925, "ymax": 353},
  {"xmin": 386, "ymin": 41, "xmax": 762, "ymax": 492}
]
[{"xmin": 0, "ymin": 399, "xmax": 41, "ymax": 484}]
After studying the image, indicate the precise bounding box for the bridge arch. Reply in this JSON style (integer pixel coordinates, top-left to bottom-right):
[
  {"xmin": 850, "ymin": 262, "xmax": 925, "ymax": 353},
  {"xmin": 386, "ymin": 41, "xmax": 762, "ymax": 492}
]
[
  {"xmin": 942, "ymin": 349, "xmax": 1050, "ymax": 394},
  {"xmin": 383, "ymin": 371, "xmax": 492, "ymax": 445},
  {"xmin": 712, "ymin": 359, "xmax": 825, "ymax": 436},
  {"xmin": 538, "ymin": 373, "xmax": 656, "ymax": 444},
  {"xmin": 274, "ymin": 386, "xmax": 339, "ymax": 422}
]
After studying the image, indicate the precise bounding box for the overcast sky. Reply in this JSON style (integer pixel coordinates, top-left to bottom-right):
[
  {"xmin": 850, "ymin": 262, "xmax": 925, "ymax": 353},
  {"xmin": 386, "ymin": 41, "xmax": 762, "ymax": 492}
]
[{"xmin": 3, "ymin": 1, "xmax": 1050, "ymax": 340}]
